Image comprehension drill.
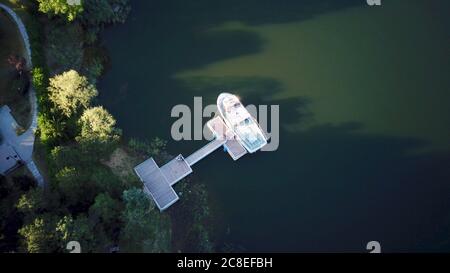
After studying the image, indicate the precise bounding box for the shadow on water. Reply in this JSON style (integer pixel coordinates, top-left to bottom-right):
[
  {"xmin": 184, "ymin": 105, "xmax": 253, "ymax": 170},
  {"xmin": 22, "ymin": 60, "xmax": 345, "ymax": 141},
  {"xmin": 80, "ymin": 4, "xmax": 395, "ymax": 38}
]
[
  {"xmin": 191, "ymin": 79, "xmax": 450, "ymax": 252},
  {"xmin": 98, "ymin": 0, "xmax": 450, "ymax": 251},
  {"xmin": 98, "ymin": 0, "xmax": 363, "ymax": 148}
]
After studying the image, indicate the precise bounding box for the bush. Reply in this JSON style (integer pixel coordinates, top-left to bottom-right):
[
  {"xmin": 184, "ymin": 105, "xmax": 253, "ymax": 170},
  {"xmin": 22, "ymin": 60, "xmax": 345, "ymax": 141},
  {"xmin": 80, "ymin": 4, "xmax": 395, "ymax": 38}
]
[
  {"xmin": 128, "ymin": 137, "xmax": 167, "ymax": 157},
  {"xmin": 36, "ymin": 0, "xmax": 84, "ymax": 22},
  {"xmin": 81, "ymin": 0, "xmax": 131, "ymax": 26},
  {"xmin": 46, "ymin": 23, "xmax": 84, "ymax": 74}
]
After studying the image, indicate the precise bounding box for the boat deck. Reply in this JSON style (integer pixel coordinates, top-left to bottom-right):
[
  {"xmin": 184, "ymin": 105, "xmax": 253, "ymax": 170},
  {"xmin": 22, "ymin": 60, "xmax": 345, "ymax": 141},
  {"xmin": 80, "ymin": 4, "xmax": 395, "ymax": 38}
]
[
  {"xmin": 208, "ymin": 116, "xmax": 247, "ymax": 160},
  {"xmin": 224, "ymin": 138, "xmax": 247, "ymax": 160}
]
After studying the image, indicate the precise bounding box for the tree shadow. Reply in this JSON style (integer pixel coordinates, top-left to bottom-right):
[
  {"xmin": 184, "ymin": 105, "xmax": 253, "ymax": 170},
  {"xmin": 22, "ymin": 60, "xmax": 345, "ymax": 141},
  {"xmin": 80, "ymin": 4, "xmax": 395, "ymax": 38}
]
[
  {"xmin": 197, "ymin": 92, "xmax": 450, "ymax": 252},
  {"xmin": 97, "ymin": 0, "xmax": 363, "ymax": 140},
  {"xmin": 181, "ymin": 74, "xmax": 450, "ymax": 252}
]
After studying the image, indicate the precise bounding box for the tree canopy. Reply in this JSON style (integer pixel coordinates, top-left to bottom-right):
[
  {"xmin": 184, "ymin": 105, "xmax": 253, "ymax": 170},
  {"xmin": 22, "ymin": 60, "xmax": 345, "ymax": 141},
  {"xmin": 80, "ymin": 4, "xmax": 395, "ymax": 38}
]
[
  {"xmin": 48, "ymin": 70, "xmax": 97, "ymax": 117},
  {"xmin": 3, "ymin": 0, "xmax": 213, "ymax": 253},
  {"xmin": 36, "ymin": 0, "xmax": 84, "ymax": 22},
  {"xmin": 120, "ymin": 188, "xmax": 171, "ymax": 252},
  {"xmin": 81, "ymin": 0, "xmax": 131, "ymax": 26},
  {"xmin": 77, "ymin": 106, "xmax": 121, "ymax": 144},
  {"xmin": 18, "ymin": 216, "xmax": 59, "ymax": 253},
  {"xmin": 56, "ymin": 215, "xmax": 98, "ymax": 252},
  {"xmin": 89, "ymin": 193, "xmax": 121, "ymax": 227}
]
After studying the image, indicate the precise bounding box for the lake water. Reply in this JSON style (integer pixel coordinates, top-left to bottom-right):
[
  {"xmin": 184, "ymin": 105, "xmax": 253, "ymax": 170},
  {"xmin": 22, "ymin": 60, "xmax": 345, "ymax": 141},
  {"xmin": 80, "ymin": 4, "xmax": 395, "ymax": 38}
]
[{"xmin": 98, "ymin": 0, "xmax": 450, "ymax": 252}]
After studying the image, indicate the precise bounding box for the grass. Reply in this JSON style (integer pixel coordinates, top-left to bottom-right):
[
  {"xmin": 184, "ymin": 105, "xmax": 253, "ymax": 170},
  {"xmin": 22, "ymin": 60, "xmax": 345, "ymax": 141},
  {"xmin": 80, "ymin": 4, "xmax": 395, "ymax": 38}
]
[
  {"xmin": 1, "ymin": 0, "xmax": 46, "ymax": 180},
  {"xmin": 0, "ymin": 6, "xmax": 31, "ymax": 128}
]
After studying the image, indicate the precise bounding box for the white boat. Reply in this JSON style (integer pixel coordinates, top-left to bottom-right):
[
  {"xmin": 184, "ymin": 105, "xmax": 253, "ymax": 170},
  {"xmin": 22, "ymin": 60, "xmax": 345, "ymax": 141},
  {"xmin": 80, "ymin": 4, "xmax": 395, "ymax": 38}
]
[{"xmin": 217, "ymin": 93, "xmax": 267, "ymax": 153}]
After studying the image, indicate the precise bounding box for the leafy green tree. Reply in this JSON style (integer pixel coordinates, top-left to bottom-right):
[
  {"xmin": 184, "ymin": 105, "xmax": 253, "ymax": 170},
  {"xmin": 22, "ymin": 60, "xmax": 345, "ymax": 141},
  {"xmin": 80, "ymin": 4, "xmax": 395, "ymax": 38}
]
[
  {"xmin": 54, "ymin": 166, "xmax": 80, "ymax": 203},
  {"xmin": 76, "ymin": 106, "xmax": 121, "ymax": 158},
  {"xmin": 81, "ymin": 0, "xmax": 131, "ymax": 26},
  {"xmin": 90, "ymin": 167, "xmax": 124, "ymax": 198},
  {"xmin": 120, "ymin": 188, "xmax": 171, "ymax": 252},
  {"xmin": 48, "ymin": 70, "xmax": 97, "ymax": 117},
  {"xmin": 36, "ymin": 0, "xmax": 84, "ymax": 22},
  {"xmin": 88, "ymin": 193, "xmax": 121, "ymax": 244},
  {"xmin": 31, "ymin": 67, "xmax": 46, "ymax": 94},
  {"xmin": 16, "ymin": 186, "xmax": 63, "ymax": 219},
  {"xmin": 89, "ymin": 193, "xmax": 121, "ymax": 227},
  {"xmin": 16, "ymin": 188, "xmax": 45, "ymax": 218},
  {"xmin": 37, "ymin": 113, "xmax": 69, "ymax": 145},
  {"xmin": 50, "ymin": 145, "xmax": 82, "ymax": 170},
  {"xmin": 128, "ymin": 137, "xmax": 167, "ymax": 157},
  {"xmin": 54, "ymin": 166, "xmax": 96, "ymax": 208},
  {"xmin": 56, "ymin": 215, "xmax": 99, "ymax": 252},
  {"xmin": 77, "ymin": 106, "xmax": 120, "ymax": 143},
  {"xmin": 49, "ymin": 144, "xmax": 100, "ymax": 171},
  {"xmin": 170, "ymin": 183, "xmax": 214, "ymax": 252},
  {"xmin": 46, "ymin": 23, "xmax": 84, "ymax": 74},
  {"xmin": 0, "ymin": 175, "xmax": 33, "ymax": 252},
  {"xmin": 18, "ymin": 216, "xmax": 59, "ymax": 253},
  {"xmin": 83, "ymin": 57, "xmax": 103, "ymax": 83},
  {"xmin": 49, "ymin": 145, "xmax": 122, "ymax": 207}
]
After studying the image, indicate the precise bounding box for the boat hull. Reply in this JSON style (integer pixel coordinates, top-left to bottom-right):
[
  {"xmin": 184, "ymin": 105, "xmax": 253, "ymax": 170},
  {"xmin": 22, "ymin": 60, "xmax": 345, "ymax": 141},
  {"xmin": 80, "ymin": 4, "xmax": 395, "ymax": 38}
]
[{"xmin": 217, "ymin": 93, "xmax": 267, "ymax": 153}]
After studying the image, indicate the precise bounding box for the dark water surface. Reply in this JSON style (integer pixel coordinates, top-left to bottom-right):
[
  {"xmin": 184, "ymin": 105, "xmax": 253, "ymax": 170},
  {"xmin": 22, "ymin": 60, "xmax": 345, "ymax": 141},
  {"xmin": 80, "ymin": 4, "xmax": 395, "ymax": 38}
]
[{"xmin": 98, "ymin": 0, "xmax": 450, "ymax": 252}]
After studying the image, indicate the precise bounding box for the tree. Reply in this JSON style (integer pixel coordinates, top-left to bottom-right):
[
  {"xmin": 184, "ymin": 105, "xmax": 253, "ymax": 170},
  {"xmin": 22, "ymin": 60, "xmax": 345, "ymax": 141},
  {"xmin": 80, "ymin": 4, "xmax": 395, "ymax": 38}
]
[
  {"xmin": 36, "ymin": 0, "xmax": 84, "ymax": 22},
  {"xmin": 50, "ymin": 144, "xmax": 101, "ymax": 171},
  {"xmin": 18, "ymin": 216, "xmax": 59, "ymax": 253},
  {"xmin": 77, "ymin": 106, "xmax": 121, "ymax": 146},
  {"xmin": 170, "ymin": 183, "xmax": 214, "ymax": 252},
  {"xmin": 48, "ymin": 70, "xmax": 97, "ymax": 117},
  {"xmin": 81, "ymin": 0, "xmax": 131, "ymax": 26},
  {"xmin": 46, "ymin": 23, "xmax": 84, "ymax": 74},
  {"xmin": 56, "ymin": 215, "xmax": 99, "ymax": 252},
  {"xmin": 90, "ymin": 167, "xmax": 124, "ymax": 198},
  {"xmin": 89, "ymin": 193, "xmax": 121, "ymax": 227},
  {"xmin": 0, "ymin": 176, "xmax": 32, "ymax": 252},
  {"xmin": 38, "ymin": 113, "xmax": 68, "ymax": 145},
  {"xmin": 120, "ymin": 188, "xmax": 171, "ymax": 252},
  {"xmin": 88, "ymin": 193, "xmax": 121, "ymax": 243},
  {"xmin": 54, "ymin": 166, "xmax": 96, "ymax": 209},
  {"xmin": 128, "ymin": 137, "xmax": 167, "ymax": 157},
  {"xmin": 16, "ymin": 188, "xmax": 45, "ymax": 218}
]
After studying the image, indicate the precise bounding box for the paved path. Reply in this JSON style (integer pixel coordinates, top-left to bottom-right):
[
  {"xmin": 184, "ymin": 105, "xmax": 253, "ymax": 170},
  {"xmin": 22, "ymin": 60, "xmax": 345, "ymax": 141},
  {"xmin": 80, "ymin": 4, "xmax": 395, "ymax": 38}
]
[{"xmin": 0, "ymin": 4, "xmax": 44, "ymax": 186}]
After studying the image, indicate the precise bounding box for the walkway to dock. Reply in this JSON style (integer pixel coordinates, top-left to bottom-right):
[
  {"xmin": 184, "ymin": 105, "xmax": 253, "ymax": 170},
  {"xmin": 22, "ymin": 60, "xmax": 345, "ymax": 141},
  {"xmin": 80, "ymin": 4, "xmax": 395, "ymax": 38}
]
[
  {"xmin": 185, "ymin": 138, "xmax": 226, "ymax": 166},
  {"xmin": 134, "ymin": 115, "xmax": 250, "ymax": 211}
]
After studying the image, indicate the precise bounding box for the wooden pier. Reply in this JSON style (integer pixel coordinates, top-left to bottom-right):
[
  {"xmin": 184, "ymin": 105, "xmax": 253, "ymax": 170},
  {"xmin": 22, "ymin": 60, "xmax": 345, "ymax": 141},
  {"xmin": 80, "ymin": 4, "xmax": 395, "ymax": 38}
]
[
  {"xmin": 135, "ymin": 158, "xmax": 179, "ymax": 211},
  {"xmin": 134, "ymin": 116, "xmax": 250, "ymax": 211},
  {"xmin": 185, "ymin": 138, "xmax": 226, "ymax": 166}
]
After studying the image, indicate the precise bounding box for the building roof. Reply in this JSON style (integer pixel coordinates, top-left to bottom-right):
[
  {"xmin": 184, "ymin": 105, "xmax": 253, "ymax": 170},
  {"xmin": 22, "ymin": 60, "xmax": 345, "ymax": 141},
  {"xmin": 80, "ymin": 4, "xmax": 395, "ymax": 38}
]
[
  {"xmin": 0, "ymin": 143, "xmax": 21, "ymax": 175},
  {"xmin": 0, "ymin": 106, "xmax": 22, "ymax": 175}
]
